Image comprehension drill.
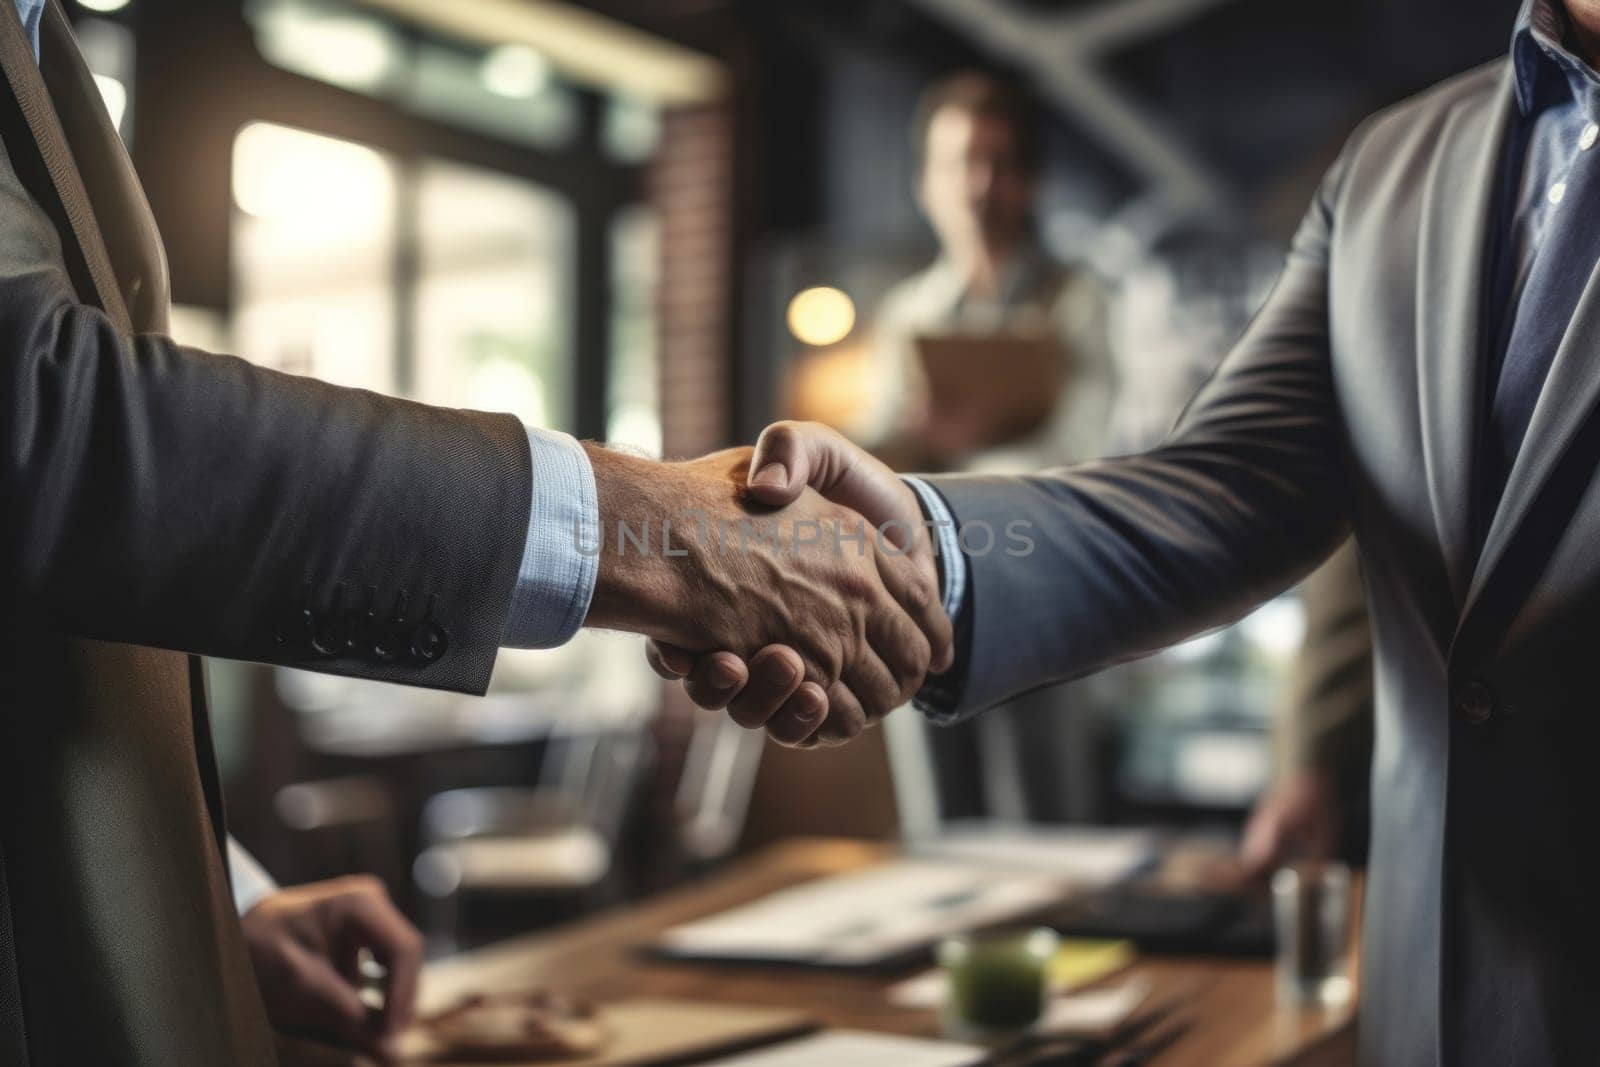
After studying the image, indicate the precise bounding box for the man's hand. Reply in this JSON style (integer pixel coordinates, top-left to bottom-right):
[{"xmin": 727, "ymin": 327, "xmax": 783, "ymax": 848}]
[
  {"xmin": 585, "ymin": 438, "xmax": 949, "ymax": 747},
  {"xmin": 241, "ymin": 876, "xmax": 423, "ymax": 1061},
  {"xmin": 1237, "ymin": 769, "xmax": 1340, "ymax": 881},
  {"xmin": 642, "ymin": 423, "xmax": 949, "ymax": 744}
]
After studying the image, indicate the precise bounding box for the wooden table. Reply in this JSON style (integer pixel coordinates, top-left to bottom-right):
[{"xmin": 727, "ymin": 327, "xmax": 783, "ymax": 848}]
[{"xmin": 418, "ymin": 839, "xmax": 1357, "ymax": 1066}]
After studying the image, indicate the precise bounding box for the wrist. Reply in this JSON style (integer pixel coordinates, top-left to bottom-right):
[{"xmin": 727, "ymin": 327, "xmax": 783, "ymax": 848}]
[{"xmin": 581, "ymin": 444, "xmax": 735, "ymax": 645}]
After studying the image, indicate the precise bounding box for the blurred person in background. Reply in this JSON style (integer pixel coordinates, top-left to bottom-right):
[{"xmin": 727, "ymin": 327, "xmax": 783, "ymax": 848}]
[
  {"xmin": 859, "ymin": 71, "xmax": 1117, "ymax": 474},
  {"xmin": 861, "ymin": 71, "xmax": 1120, "ymax": 826}
]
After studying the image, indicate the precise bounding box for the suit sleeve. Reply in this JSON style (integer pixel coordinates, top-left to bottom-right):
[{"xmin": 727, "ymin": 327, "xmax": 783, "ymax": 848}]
[
  {"xmin": 921, "ymin": 140, "xmax": 1359, "ymax": 718},
  {"xmin": 0, "ymin": 141, "xmax": 532, "ymax": 696}
]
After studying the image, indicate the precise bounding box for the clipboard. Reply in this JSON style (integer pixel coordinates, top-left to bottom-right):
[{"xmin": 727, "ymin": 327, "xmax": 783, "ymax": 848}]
[{"xmin": 914, "ymin": 331, "xmax": 1067, "ymax": 449}]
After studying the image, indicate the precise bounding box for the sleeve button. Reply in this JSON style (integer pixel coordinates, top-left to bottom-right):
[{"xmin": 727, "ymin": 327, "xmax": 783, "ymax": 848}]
[
  {"xmin": 310, "ymin": 616, "xmax": 344, "ymax": 657},
  {"xmin": 1454, "ymin": 679, "xmax": 1495, "ymax": 726},
  {"xmin": 410, "ymin": 623, "xmax": 448, "ymax": 663},
  {"xmin": 373, "ymin": 629, "xmax": 406, "ymax": 663}
]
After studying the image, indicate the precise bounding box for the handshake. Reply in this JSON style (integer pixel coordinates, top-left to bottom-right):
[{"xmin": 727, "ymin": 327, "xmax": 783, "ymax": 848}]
[{"xmin": 583, "ymin": 422, "xmax": 953, "ymax": 747}]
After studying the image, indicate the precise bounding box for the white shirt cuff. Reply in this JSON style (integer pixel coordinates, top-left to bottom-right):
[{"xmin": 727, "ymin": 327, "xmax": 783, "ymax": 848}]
[
  {"xmin": 904, "ymin": 477, "xmax": 968, "ymax": 623},
  {"xmin": 502, "ymin": 426, "xmax": 600, "ymax": 649},
  {"xmin": 227, "ymin": 837, "xmax": 278, "ymax": 916}
]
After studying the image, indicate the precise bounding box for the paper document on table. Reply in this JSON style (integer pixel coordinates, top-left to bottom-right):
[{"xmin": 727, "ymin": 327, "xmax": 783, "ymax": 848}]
[
  {"xmin": 655, "ymin": 860, "xmax": 1067, "ymax": 966},
  {"xmin": 914, "ymin": 823, "xmax": 1157, "ymax": 888},
  {"xmin": 703, "ymin": 1030, "xmax": 983, "ymax": 1067}
]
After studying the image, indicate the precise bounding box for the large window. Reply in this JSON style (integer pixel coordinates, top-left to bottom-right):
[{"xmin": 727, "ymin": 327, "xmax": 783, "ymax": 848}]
[
  {"xmin": 606, "ymin": 205, "xmax": 660, "ymax": 454},
  {"xmin": 229, "ymin": 124, "xmax": 576, "ymax": 428},
  {"xmin": 231, "ymin": 123, "xmax": 400, "ymax": 391},
  {"xmin": 246, "ymin": 0, "xmax": 581, "ymax": 149},
  {"xmin": 414, "ymin": 161, "xmax": 574, "ymax": 428}
]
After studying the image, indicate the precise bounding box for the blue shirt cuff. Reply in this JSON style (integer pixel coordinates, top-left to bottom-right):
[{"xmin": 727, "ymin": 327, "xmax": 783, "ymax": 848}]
[
  {"xmin": 227, "ymin": 837, "xmax": 278, "ymax": 917},
  {"xmin": 502, "ymin": 427, "xmax": 599, "ymax": 649},
  {"xmin": 904, "ymin": 477, "xmax": 971, "ymax": 722},
  {"xmin": 904, "ymin": 477, "xmax": 968, "ymax": 625}
]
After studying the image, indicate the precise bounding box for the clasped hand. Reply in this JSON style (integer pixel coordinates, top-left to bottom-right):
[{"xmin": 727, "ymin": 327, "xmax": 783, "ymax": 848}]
[{"xmin": 629, "ymin": 423, "xmax": 944, "ymax": 747}]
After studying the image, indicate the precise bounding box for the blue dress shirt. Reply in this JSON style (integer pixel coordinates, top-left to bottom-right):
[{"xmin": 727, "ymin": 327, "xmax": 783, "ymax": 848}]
[
  {"xmin": 1480, "ymin": 0, "xmax": 1600, "ymax": 527},
  {"xmin": 12, "ymin": 0, "xmax": 38, "ymax": 60}
]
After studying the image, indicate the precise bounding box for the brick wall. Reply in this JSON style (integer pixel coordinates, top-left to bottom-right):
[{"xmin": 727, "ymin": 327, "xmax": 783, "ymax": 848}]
[
  {"xmin": 642, "ymin": 100, "xmax": 739, "ymax": 883},
  {"xmin": 651, "ymin": 102, "xmax": 736, "ymax": 458}
]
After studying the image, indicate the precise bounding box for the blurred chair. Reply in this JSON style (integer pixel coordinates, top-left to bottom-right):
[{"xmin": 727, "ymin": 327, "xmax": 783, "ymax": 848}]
[
  {"xmin": 413, "ymin": 726, "xmax": 651, "ymax": 951},
  {"xmin": 271, "ymin": 775, "xmax": 405, "ymax": 890},
  {"xmin": 882, "ymin": 691, "xmax": 1110, "ymax": 836},
  {"xmin": 672, "ymin": 711, "xmax": 766, "ymax": 869}
]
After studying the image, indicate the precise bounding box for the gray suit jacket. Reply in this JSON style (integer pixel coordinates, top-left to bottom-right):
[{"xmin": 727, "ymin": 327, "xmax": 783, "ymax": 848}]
[
  {"xmin": 0, "ymin": 3, "xmax": 531, "ymax": 1063},
  {"xmin": 927, "ymin": 59, "xmax": 1600, "ymax": 1066}
]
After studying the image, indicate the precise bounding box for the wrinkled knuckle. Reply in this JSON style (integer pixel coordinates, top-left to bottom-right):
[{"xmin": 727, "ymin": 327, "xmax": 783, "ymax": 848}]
[
  {"xmin": 837, "ymin": 566, "xmax": 875, "ymax": 602},
  {"xmin": 905, "ymin": 577, "xmax": 932, "ymax": 615},
  {"xmin": 755, "ymin": 653, "xmax": 800, "ymax": 693}
]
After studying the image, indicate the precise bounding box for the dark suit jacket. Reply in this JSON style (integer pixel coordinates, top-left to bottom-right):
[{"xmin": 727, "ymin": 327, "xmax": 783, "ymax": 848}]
[
  {"xmin": 928, "ymin": 60, "xmax": 1600, "ymax": 1066},
  {"xmin": 0, "ymin": 3, "xmax": 532, "ymax": 1063}
]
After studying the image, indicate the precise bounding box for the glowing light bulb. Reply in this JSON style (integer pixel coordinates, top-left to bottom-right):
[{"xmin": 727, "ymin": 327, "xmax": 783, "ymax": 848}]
[{"xmin": 786, "ymin": 286, "xmax": 856, "ymax": 347}]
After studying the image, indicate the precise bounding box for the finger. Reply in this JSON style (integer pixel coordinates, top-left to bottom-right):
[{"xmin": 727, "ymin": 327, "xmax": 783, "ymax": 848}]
[
  {"xmin": 873, "ymin": 543, "xmax": 953, "ymax": 675},
  {"xmin": 330, "ymin": 885, "xmax": 423, "ymax": 1034},
  {"xmin": 765, "ymin": 681, "xmax": 829, "ymax": 747},
  {"xmin": 683, "ymin": 652, "xmax": 749, "ymax": 711},
  {"xmin": 645, "ymin": 641, "xmax": 684, "ymax": 680},
  {"xmin": 864, "ymin": 598, "xmax": 934, "ymax": 707},
  {"xmin": 747, "ymin": 421, "xmax": 858, "ymax": 507},
  {"xmin": 656, "ymin": 641, "xmax": 696, "ymax": 677},
  {"xmin": 813, "ymin": 680, "xmax": 870, "ymax": 746},
  {"xmin": 750, "ymin": 422, "xmax": 917, "ymax": 540},
  {"xmin": 839, "ymin": 650, "xmax": 901, "ymax": 729},
  {"xmin": 746, "ymin": 421, "xmax": 817, "ymax": 505},
  {"xmin": 1238, "ymin": 808, "xmax": 1285, "ymax": 882},
  {"xmin": 282, "ymin": 945, "xmax": 374, "ymax": 1050},
  {"xmin": 726, "ymin": 645, "xmax": 805, "ymax": 729}
]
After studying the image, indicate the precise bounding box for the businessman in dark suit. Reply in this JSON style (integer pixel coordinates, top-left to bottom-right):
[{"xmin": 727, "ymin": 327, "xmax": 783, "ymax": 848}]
[
  {"xmin": 0, "ymin": 2, "xmax": 950, "ymax": 1063},
  {"xmin": 665, "ymin": 1, "xmax": 1600, "ymax": 1060}
]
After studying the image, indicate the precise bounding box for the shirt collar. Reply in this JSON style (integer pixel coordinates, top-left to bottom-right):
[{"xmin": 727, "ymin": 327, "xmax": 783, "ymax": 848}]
[{"xmin": 1513, "ymin": 0, "xmax": 1600, "ymax": 119}]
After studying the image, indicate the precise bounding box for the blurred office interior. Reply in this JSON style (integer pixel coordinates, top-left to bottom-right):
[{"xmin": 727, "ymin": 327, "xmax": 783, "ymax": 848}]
[{"xmin": 74, "ymin": 0, "xmax": 1512, "ymax": 951}]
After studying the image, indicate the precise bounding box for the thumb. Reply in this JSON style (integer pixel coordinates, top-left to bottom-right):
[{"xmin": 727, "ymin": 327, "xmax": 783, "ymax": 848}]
[
  {"xmin": 746, "ymin": 420, "xmax": 826, "ymax": 506},
  {"xmin": 283, "ymin": 946, "xmax": 375, "ymax": 1050},
  {"xmin": 748, "ymin": 422, "xmax": 910, "ymax": 534}
]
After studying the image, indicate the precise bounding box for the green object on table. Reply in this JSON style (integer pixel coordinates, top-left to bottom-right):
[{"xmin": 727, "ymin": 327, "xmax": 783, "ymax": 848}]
[{"xmin": 939, "ymin": 928, "xmax": 1060, "ymax": 1032}]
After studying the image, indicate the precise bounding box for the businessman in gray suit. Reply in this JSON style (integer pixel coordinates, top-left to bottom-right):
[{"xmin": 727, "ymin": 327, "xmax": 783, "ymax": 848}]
[{"xmin": 660, "ymin": 1, "xmax": 1600, "ymax": 1061}]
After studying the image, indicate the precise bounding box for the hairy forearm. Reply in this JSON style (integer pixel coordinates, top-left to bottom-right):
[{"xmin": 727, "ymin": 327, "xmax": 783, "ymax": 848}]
[{"xmin": 581, "ymin": 444, "xmax": 751, "ymax": 648}]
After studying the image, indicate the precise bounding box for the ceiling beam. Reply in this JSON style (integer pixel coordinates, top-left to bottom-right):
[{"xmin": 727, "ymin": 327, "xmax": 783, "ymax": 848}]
[
  {"xmin": 905, "ymin": 0, "xmax": 1242, "ymax": 220},
  {"xmin": 356, "ymin": 0, "xmax": 728, "ymax": 105}
]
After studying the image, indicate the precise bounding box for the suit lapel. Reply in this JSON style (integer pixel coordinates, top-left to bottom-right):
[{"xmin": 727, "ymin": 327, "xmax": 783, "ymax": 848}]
[
  {"xmin": 0, "ymin": 0, "xmax": 130, "ymax": 332},
  {"xmin": 39, "ymin": 0, "xmax": 168, "ymax": 334},
  {"xmin": 1415, "ymin": 63, "xmax": 1518, "ymax": 611},
  {"xmin": 1456, "ymin": 242, "xmax": 1600, "ymax": 649}
]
